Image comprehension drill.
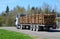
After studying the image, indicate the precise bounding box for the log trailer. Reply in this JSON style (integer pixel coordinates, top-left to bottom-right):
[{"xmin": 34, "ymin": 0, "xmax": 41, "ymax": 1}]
[{"xmin": 15, "ymin": 13, "xmax": 58, "ymax": 31}]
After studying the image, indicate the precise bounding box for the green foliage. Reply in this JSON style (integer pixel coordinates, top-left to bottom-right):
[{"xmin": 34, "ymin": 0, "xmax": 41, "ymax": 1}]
[
  {"xmin": 6, "ymin": 6, "xmax": 9, "ymax": 13},
  {"xmin": 8, "ymin": 18, "xmax": 14, "ymax": 26},
  {"xmin": 31, "ymin": 7, "xmax": 35, "ymax": 10},
  {"xmin": 0, "ymin": 29, "xmax": 34, "ymax": 39},
  {"xmin": 0, "ymin": 16, "xmax": 5, "ymax": 26},
  {"xmin": 51, "ymin": 9, "xmax": 56, "ymax": 14},
  {"xmin": 43, "ymin": 4, "xmax": 51, "ymax": 14},
  {"xmin": 16, "ymin": 6, "xmax": 26, "ymax": 13}
]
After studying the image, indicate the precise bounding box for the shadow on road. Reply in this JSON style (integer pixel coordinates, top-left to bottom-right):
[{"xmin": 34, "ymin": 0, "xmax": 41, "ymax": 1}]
[{"xmin": 46, "ymin": 29, "xmax": 60, "ymax": 32}]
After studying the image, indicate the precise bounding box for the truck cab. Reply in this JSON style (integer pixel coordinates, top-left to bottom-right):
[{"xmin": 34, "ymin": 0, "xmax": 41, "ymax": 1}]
[{"xmin": 15, "ymin": 15, "xmax": 20, "ymax": 29}]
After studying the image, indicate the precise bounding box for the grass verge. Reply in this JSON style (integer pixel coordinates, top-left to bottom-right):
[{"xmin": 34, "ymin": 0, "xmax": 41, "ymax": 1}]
[{"xmin": 0, "ymin": 29, "xmax": 34, "ymax": 39}]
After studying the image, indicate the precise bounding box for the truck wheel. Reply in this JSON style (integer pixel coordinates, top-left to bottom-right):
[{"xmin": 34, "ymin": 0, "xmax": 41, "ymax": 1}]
[
  {"xmin": 34, "ymin": 28, "xmax": 36, "ymax": 31},
  {"xmin": 44, "ymin": 26, "xmax": 50, "ymax": 31},
  {"xmin": 38, "ymin": 26, "xmax": 43, "ymax": 31},
  {"xmin": 53, "ymin": 25, "xmax": 56, "ymax": 29},
  {"xmin": 34, "ymin": 26, "xmax": 36, "ymax": 31},
  {"xmin": 31, "ymin": 28, "xmax": 33, "ymax": 31},
  {"xmin": 16, "ymin": 25, "xmax": 20, "ymax": 29}
]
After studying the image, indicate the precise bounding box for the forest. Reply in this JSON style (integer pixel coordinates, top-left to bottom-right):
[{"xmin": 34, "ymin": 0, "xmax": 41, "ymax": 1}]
[{"xmin": 0, "ymin": 4, "xmax": 60, "ymax": 26}]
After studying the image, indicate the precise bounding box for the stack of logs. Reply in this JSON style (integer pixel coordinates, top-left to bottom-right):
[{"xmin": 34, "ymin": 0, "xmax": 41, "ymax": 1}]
[
  {"xmin": 19, "ymin": 13, "xmax": 56, "ymax": 25},
  {"xmin": 44, "ymin": 14, "xmax": 56, "ymax": 25}
]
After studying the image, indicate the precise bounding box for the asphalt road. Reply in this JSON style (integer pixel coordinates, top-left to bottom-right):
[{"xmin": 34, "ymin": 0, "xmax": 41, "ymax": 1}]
[{"xmin": 0, "ymin": 27, "xmax": 60, "ymax": 39}]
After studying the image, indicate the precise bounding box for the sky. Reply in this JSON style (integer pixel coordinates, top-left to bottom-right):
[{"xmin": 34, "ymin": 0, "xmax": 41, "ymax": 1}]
[{"xmin": 0, "ymin": 0, "xmax": 60, "ymax": 13}]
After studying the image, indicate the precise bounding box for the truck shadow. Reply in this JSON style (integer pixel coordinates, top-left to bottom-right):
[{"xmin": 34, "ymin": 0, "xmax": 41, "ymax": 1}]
[{"xmin": 46, "ymin": 29, "xmax": 60, "ymax": 32}]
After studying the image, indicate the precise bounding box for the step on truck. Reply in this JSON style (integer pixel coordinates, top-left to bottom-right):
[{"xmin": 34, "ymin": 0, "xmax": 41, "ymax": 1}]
[{"xmin": 15, "ymin": 13, "xmax": 58, "ymax": 31}]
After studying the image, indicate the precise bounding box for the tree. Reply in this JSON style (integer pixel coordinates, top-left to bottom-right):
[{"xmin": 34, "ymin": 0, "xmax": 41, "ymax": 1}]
[
  {"xmin": 27, "ymin": 5, "xmax": 31, "ymax": 14},
  {"xmin": 52, "ymin": 9, "xmax": 56, "ymax": 14},
  {"xmin": 0, "ymin": 16, "xmax": 5, "ymax": 26},
  {"xmin": 6, "ymin": 6, "xmax": 9, "ymax": 13},
  {"xmin": 31, "ymin": 7, "xmax": 36, "ymax": 14},
  {"xmin": 43, "ymin": 3, "xmax": 51, "ymax": 14},
  {"xmin": 31, "ymin": 7, "xmax": 35, "ymax": 10},
  {"xmin": 16, "ymin": 6, "xmax": 25, "ymax": 14},
  {"xmin": 5, "ymin": 6, "xmax": 10, "ymax": 26},
  {"xmin": 38, "ymin": 8, "xmax": 42, "ymax": 14}
]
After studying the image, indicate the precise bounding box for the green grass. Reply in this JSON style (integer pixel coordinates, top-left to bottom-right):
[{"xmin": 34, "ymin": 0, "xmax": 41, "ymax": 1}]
[{"xmin": 0, "ymin": 29, "xmax": 34, "ymax": 39}]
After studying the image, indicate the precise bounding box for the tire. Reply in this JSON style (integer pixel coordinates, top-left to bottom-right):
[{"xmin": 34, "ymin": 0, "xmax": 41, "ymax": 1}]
[
  {"xmin": 44, "ymin": 27, "xmax": 50, "ymax": 31},
  {"xmin": 16, "ymin": 25, "xmax": 20, "ymax": 29},
  {"xmin": 31, "ymin": 27, "xmax": 33, "ymax": 31},
  {"xmin": 53, "ymin": 25, "xmax": 57, "ymax": 29},
  {"xmin": 38, "ymin": 26, "xmax": 44, "ymax": 31}
]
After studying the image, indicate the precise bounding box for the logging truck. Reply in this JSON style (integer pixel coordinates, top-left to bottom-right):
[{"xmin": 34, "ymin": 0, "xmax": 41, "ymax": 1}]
[{"xmin": 15, "ymin": 13, "xmax": 58, "ymax": 31}]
